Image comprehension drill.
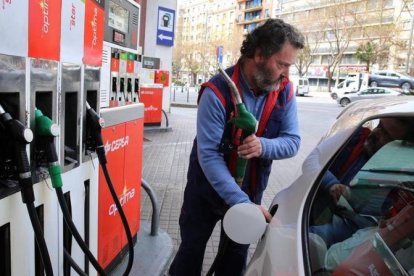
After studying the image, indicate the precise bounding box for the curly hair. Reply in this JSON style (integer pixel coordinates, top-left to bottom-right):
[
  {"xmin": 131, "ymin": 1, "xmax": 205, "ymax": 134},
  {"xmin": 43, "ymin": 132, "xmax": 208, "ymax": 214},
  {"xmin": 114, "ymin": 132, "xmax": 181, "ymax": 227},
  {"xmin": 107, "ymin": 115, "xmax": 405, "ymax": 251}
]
[{"xmin": 240, "ymin": 19, "xmax": 305, "ymax": 59}]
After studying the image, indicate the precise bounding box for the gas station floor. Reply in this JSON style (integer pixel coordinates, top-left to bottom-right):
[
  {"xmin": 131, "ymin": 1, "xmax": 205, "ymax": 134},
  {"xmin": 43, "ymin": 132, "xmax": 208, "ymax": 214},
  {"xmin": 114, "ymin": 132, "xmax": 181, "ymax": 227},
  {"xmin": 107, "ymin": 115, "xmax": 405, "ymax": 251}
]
[{"xmin": 121, "ymin": 105, "xmax": 313, "ymax": 275}]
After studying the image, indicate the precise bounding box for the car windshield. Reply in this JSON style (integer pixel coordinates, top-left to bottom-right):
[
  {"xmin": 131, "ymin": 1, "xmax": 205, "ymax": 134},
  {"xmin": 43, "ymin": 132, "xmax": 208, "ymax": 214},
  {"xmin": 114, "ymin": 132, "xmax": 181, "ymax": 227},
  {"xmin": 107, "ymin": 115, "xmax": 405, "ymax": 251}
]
[{"xmin": 306, "ymin": 117, "xmax": 414, "ymax": 275}]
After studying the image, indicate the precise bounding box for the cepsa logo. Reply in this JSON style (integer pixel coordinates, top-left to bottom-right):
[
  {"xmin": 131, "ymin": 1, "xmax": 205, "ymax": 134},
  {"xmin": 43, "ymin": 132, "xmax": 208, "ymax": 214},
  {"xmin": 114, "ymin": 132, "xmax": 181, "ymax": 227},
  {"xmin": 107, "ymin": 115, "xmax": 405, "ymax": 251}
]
[
  {"xmin": 108, "ymin": 188, "xmax": 135, "ymax": 216},
  {"xmin": 104, "ymin": 136, "xmax": 129, "ymax": 154},
  {"xmin": 40, "ymin": 0, "xmax": 50, "ymax": 34}
]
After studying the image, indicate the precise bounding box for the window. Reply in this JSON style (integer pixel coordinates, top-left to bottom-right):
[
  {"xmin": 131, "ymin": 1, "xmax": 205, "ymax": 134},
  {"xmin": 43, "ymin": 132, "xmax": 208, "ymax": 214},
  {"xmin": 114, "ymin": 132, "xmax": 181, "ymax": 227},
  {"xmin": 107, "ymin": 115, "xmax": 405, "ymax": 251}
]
[{"xmin": 306, "ymin": 117, "xmax": 414, "ymax": 275}]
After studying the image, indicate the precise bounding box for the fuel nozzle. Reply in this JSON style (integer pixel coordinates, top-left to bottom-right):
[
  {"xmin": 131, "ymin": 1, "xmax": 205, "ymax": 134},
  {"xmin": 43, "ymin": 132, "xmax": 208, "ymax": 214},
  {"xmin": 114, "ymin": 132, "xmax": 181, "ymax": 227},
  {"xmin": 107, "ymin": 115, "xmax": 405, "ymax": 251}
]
[
  {"xmin": 85, "ymin": 102, "xmax": 107, "ymax": 164},
  {"xmin": 217, "ymin": 65, "xmax": 258, "ymax": 186},
  {"xmin": 0, "ymin": 104, "xmax": 34, "ymax": 203},
  {"xmin": 34, "ymin": 108, "xmax": 62, "ymax": 189}
]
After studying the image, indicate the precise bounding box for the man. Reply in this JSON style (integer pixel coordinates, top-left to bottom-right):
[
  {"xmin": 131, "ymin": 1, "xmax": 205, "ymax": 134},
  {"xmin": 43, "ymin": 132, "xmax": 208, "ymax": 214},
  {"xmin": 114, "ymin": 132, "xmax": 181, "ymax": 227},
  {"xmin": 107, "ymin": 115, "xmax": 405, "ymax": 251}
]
[
  {"xmin": 311, "ymin": 117, "xmax": 414, "ymax": 247},
  {"xmin": 169, "ymin": 19, "xmax": 304, "ymax": 276}
]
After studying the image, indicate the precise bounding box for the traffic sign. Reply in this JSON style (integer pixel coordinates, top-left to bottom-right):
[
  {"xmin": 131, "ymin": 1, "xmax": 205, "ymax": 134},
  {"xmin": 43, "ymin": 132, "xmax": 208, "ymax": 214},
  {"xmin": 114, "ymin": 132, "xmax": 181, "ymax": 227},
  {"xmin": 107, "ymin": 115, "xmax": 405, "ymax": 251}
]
[{"xmin": 157, "ymin": 6, "xmax": 175, "ymax": 47}]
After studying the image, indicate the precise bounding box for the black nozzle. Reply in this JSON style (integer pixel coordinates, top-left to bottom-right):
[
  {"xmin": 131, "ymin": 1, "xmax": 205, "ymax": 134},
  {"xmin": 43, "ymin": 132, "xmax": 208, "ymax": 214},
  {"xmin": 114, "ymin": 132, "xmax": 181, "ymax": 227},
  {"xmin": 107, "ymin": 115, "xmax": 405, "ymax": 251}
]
[
  {"xmin": 0, "ymin": 104, "xmax": 34, "ymax": 203},
  {"xmin": 85, "ymin": 102, "xmax": 107, "ymax": 164},
  {"xmin": 127, "ymin": 78, "xmax": 132, "ymax": 93}
]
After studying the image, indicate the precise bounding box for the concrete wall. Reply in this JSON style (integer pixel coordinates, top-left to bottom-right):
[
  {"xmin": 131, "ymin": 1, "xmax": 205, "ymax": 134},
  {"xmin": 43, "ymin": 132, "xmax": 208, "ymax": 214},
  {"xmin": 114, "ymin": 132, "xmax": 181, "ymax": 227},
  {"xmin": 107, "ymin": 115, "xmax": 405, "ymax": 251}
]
[{"xmin": 144, "ymin": 0, "xmax": 177, "ymax": 112}]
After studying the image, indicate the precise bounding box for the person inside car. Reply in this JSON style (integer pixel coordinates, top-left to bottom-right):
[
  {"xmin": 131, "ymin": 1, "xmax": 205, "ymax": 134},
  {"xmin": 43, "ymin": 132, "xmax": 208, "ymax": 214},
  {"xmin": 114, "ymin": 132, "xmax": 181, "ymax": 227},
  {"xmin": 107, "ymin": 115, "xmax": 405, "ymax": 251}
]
[{"xmin": 310, "ymin": 117, "xmax": 414, "ymax": 248}]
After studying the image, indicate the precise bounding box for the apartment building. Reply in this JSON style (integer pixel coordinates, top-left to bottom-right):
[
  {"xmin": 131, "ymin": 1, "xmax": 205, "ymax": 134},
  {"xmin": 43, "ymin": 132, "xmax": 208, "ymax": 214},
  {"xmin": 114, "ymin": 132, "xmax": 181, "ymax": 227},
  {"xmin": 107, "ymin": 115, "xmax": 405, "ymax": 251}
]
[
  {"xmin": 175, "ymin": 0, "xmax": 414, "ymax": 89},
  {"xmin": 236, "ymin": 0, "xmax": 275, "ymax": 33},
  {"xmin": 174, "ymin": 0, "xmax": 239, "ymax": 84},
  {"xmin": 273, "ymin": 0, "xmax": 414, "ymax": 90}
]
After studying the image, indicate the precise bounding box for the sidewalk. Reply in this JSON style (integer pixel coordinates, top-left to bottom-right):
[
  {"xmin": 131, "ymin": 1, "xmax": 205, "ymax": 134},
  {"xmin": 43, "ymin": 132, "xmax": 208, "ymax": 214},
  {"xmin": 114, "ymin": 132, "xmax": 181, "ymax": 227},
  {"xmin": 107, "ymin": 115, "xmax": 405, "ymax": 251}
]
[
  {"xmin": 170, "ymin": 89, "xmax": 333, "ymax": 108},
  {"xmin": 138, "ymin": 105, "xmax": 319, "ymax": 275}
]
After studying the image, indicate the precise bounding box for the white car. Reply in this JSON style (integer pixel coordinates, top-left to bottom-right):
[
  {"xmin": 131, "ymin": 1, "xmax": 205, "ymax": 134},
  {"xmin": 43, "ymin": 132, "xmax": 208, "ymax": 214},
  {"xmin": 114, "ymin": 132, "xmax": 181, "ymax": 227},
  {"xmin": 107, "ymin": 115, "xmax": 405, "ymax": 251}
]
[
  {"xmin": 225, "ymin": 97, "xmax": 414, "ymax": 275},
  {"xmin": 336, "ymin": 87, "xmax": 402, "ymax": 107}
]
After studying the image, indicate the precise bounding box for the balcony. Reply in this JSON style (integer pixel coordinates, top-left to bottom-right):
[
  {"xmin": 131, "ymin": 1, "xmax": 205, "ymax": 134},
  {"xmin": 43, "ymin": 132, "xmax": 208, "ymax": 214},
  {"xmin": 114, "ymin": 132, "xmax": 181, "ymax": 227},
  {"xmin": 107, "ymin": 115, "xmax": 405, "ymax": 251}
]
[
  {"xmin": 241, "ymin": 4, "xmax": 263, "ymax": 13},
  {"xmin": 237, "ymin": 15, "xmax": 266, "ymax": 25}
]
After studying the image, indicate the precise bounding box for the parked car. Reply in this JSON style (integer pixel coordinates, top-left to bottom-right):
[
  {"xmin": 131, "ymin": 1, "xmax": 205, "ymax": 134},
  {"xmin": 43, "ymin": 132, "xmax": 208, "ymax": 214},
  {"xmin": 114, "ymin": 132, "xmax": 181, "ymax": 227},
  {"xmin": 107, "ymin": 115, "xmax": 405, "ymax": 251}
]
[
  {"xmin": 336, "ymin": 87, "xmax": 402, "ymax": 107},
  {"xmin": 291, "ymin": 77, "xmax": 310, "ymax": 96},
  {"xmin": 224, "ymin": 96, "xmax": 414, "ymax": 276},
  {"xmin": 369, "ymin": 70, "xmax": 414, "ymax": 91},
  {"xmin": 331, "ymin": 79, "xmax": 359, "ymax": 100}
]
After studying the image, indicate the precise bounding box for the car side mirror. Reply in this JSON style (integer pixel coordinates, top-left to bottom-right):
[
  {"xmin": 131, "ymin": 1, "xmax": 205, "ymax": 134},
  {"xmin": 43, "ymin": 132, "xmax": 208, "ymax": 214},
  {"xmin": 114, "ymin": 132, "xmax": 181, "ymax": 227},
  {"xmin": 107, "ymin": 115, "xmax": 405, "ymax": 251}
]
[{"xmin": 223, "ymin": 203, "xmax": 267, "ymax": 244}]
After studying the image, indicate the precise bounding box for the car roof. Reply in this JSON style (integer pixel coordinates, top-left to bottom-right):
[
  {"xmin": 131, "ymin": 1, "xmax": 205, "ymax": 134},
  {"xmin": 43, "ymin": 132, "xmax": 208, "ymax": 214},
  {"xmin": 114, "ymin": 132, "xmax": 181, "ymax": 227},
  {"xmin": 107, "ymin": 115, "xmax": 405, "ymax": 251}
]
[{"xmin": 325, "ymin": 97, "xmax": 414, "ymax": 140}]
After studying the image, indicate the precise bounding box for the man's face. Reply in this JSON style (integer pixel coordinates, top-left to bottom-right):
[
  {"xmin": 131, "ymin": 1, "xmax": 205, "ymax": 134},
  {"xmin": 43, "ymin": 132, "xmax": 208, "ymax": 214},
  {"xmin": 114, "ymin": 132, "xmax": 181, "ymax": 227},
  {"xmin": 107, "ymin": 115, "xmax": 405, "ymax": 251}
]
[
  {"xmin": 253, "ymin": 42, "xmax": 298, "ymax": 93},
  {"xmin": 364, "ymin": 118, "xmax": 407, "ymax": 156}
]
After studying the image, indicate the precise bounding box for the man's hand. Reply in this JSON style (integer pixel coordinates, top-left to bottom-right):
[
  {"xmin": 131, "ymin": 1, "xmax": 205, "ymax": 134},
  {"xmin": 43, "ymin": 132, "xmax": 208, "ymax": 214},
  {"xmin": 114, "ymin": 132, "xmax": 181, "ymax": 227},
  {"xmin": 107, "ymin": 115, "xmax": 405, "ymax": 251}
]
[
  {"xmin": 257, "ymin": 205, "xmax": 272, "ymax": 222},
  {"xmin": 329, "ymin": 184, "xmax": 350, "ymax": 203},
  {"xmin": 238, "ymin": 134, "xmax": 262, "ymax": 159}
]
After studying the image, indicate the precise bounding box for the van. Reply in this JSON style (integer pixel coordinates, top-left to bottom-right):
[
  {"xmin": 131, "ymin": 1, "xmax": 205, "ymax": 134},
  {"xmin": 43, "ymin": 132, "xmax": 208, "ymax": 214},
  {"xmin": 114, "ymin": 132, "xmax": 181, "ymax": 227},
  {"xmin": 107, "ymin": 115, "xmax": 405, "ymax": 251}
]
[{"xmin": 291, "ymin": 77, "xmax": 310, "ymax": 96}]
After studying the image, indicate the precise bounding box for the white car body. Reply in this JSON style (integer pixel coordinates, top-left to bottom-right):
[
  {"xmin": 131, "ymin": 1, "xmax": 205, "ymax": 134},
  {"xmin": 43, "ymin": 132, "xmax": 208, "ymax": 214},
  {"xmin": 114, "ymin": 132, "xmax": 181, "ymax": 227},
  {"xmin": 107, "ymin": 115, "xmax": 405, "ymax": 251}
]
[{"xmin": 244, "ymin": 97, "xmax": 414, "ymax": 276}]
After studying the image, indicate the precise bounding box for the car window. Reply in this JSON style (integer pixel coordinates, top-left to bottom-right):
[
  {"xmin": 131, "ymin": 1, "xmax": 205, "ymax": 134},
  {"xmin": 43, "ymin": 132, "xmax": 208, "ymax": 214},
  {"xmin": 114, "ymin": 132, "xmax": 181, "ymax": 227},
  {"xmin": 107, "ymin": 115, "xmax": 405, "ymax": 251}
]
[
  {"xmin": 378, "ymin": 72, "xmax": 387, "ymax": 76},
  {"xmin": 299, "ymin": 80, "xmax": 303, "ymax": 85},
  {"xmin": 390, "ymin": 73, "xmax": 399, "ymax": 78},
  {"xmin": 378, "ymin": 89, "xmax": 385, "ymax": 94},
  {"xmin": 361, "ymin": 89, "xmax": 374, "ymax": 95},
  {"xmin": 306, "ymin": 117, "xmax": 414, "ymax": 275}
]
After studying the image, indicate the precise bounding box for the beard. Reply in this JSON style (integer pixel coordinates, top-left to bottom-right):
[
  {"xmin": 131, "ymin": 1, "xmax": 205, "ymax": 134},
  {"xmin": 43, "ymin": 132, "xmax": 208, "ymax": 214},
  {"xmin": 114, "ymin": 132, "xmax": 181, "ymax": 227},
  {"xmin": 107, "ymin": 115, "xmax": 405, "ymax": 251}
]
[{"xmin": 253, "ymin": 62, "xmax": 284, "ymax": 93}]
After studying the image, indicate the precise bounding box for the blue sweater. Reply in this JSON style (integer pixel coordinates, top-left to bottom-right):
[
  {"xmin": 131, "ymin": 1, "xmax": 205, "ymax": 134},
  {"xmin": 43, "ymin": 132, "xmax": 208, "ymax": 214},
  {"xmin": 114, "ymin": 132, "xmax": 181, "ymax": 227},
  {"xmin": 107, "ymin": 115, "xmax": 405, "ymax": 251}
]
[{"xmin": 196, "ymin": 70, "xmax": 300, "ymax": 206}]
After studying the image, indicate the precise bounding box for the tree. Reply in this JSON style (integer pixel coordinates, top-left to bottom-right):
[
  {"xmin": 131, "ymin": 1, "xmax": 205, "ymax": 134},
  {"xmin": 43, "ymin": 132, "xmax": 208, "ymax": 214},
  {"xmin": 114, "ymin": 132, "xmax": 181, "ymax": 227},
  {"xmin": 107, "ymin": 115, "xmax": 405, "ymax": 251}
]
[
  {"xmin": 355, "ymin": 41, "xmax": 377, "ymax": 72},
  {"xmin": 322, "ymin": 1, "xmax": 358, "ymax": 92},
  {"xmin": 295, "ymin": 33, "xmax": 322, "ymax": 77}
]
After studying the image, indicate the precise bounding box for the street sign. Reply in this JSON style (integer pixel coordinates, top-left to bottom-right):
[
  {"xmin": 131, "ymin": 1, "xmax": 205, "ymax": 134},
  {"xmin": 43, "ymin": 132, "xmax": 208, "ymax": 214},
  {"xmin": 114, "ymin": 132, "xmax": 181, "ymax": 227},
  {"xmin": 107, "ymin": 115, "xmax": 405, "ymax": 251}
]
[
  {"xmin": 216, "ymin": 46, "xmax": 224, "ymax": 65},
  {"xmin": 157, "ymin": 6, "xmax": 175, "ymax": 47}
]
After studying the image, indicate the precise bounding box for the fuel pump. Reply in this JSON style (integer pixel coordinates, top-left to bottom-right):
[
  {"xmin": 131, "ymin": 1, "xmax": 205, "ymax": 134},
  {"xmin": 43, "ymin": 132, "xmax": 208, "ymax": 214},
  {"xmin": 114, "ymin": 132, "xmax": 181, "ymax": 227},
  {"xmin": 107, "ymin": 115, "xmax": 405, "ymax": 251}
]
[
  {"xmin": 85, "ymin": 102, "xmax": 134, "ymax": 275},
  {"xmin": 34, "ymin": 108, "xmax": 107, "ymax": 276},
  {"xmin": 0, "ymin": 103, "xmax": 54, "ymax": 276}
]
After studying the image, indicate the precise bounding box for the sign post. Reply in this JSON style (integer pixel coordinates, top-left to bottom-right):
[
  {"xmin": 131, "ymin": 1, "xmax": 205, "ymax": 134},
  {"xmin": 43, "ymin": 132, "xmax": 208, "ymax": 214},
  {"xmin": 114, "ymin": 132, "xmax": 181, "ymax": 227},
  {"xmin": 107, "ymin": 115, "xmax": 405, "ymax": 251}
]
[
  {"xmin": 216, "ymin": 46, "xmax": 224, "ymax": 65},
  {"xmin": 156, "ymin": 6, "xmax": 175, "ymax": 47}
]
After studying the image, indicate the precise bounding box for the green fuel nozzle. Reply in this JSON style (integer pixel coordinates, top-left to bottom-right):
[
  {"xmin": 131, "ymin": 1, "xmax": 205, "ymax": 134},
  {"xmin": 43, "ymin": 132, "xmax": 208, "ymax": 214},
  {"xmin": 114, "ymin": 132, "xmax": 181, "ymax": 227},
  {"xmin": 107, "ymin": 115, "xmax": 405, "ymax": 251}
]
[
  {"xmin": 217, "ymin": 65, "xmax": 258, "ymax": 186},
  {"xmin": 35, "ymin": 108, "xmax": 62, "ymax": 189}
]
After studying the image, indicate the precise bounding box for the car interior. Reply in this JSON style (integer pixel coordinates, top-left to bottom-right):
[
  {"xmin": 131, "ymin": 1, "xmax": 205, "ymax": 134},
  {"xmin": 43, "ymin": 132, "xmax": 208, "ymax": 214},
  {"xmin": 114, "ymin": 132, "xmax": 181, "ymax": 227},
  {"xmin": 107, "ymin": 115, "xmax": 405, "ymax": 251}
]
[{"xmin": 306, "ymin": 116, "xmax": 414, "ymax": 275}]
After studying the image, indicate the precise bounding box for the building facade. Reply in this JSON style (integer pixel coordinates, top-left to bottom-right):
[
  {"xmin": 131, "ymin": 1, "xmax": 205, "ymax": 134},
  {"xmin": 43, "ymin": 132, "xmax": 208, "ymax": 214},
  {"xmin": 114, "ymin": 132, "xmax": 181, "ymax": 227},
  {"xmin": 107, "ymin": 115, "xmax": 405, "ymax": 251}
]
[
  {"xmin": 175, "ymin": 0, "xmax": 240, "ymax": 85},
  {"xmin": 273, "ymin": 0, "xmax": 414, "ymax": 91},
  {"xmin": 175, "ymin": 0, "xmax": 414, "ymax": 90}
]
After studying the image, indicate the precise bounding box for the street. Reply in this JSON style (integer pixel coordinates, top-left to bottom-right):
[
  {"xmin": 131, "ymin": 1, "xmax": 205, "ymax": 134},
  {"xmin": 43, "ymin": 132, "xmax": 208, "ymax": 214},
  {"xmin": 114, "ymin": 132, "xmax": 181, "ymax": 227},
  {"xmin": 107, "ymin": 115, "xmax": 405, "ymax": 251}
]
[{"xmin": 140, "ymin": 97, "xmax": 342, "ymax": 274}]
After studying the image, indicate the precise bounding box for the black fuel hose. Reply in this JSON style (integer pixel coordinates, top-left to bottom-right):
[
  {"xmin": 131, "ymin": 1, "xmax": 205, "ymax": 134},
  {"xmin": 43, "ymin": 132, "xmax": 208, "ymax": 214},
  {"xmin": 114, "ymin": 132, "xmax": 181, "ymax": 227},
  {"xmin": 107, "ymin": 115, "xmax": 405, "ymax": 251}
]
[
  {"xmin": 26, "ymin": 202, "xmax": 54, "ymax": 276},
  {"xmin": 86, "ymin": 102, "xmax": 134, "ymax": 275},
  {"xmin": 34, "ymin": 108, "xmax": 107, "ymax": 275},
  {"xmin": 56, "ymin": 187, "xmax": 107, "ymax": 276},
  {"xmin": 0, "ymin": 104, "xmax": 54, "ymax": 276},
  {"xmin": 100, "ymin": 162, "xmax": 135, "ymax": 276}
]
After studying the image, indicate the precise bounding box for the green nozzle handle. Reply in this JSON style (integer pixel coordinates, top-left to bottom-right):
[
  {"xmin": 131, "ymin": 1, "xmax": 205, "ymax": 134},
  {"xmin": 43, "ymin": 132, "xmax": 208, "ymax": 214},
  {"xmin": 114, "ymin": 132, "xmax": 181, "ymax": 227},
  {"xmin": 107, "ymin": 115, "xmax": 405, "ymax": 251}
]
[
  {"xmin": 229, "ymin": 104, "xmax": 258, "ymax": 186},
  {"xmin": 48, "ymin": 164, "xmax": 63, "ymax": 188},
  {"xmin": 231, "ymin": 104, "xmax": 258, "ymax": 134}
]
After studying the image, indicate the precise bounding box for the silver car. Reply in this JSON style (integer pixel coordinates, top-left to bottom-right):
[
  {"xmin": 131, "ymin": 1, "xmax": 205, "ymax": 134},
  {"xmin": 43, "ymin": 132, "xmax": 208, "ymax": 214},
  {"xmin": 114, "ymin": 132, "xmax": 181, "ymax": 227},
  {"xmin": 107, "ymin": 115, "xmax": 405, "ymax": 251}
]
[{"xmin": 337, "ymin": 87, "xmax": 402, "ymax": 107}]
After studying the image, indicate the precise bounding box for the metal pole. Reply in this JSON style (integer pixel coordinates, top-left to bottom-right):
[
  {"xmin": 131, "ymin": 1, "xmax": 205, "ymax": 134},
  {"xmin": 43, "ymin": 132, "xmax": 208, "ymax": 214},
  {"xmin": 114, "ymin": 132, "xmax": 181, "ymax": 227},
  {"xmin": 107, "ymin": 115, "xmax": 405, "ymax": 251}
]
[{"xmin": 406, "ymin": 3, "xmax": 414, "ymax": 74}]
